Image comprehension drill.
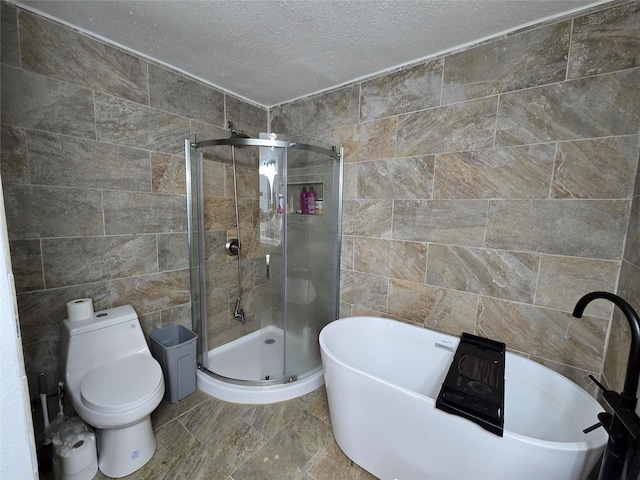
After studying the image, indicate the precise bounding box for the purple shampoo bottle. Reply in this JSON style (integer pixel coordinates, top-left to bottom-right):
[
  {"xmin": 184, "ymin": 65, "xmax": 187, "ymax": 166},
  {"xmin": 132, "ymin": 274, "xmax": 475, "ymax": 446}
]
[
  {"xmin": 307, "ymin": 187, "xmax": 316, "ymax": 214},
  {"xmin": 300, "ymin": 187, "xmax": 308, "ymax": 214}
]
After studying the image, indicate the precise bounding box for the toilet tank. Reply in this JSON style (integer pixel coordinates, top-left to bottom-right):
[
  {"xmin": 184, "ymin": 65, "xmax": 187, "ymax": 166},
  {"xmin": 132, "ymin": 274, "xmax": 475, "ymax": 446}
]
[{"xmin": 61, "ymin": 305, "xmax": 151, "ymax": 392}]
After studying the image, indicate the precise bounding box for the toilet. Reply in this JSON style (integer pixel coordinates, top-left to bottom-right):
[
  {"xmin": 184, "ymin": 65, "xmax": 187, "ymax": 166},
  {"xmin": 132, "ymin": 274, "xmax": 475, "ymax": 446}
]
[{"xmin": 60, "ymin": 304, "xmax": 165, "ymax": 478}]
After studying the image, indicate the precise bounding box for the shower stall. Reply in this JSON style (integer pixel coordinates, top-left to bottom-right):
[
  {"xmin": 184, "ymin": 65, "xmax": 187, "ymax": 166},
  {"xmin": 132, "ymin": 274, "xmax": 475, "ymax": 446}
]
[{"xmin": 185, "ymin": 132, "xmax": 343, "ymax": 403}]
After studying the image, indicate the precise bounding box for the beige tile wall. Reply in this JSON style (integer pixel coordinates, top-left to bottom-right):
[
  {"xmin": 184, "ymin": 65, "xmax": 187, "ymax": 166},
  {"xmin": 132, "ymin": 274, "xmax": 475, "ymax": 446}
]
[
  {"xmin": 612, "ymin": 128, "xmax": 640, "ymax": 412},
  {"xmin": 271, "ymin": 1, "xmax": 640, "ymax": 393},
  {"xmin": 0, "ymin": 2, "xmax": 268, "ymax": 398},
  {"xmin": 1, "ymin": 0, "xmax": 639, "ymax": 406}
]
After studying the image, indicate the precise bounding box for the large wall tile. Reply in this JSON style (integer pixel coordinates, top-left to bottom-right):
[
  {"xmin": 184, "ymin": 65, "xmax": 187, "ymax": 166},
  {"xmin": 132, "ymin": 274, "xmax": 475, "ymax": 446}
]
[
  {"xmin": 226, "ymin": 96, "xmax": 268, "ymax": 138},
  {"xmin": 342, "ymin": 199, "xmax": 393, "ymax": 238},
  {"xmin": 95, "ymin": 92, "xmax": 190, "ymax": 154},
  {"xmin": 19, "ymin": 12, "xmax": 148, "ymax": 104},
  {"xmin": 604, "ymin": 308, "xmax": 633, "ymax": 395},
  {"xmin": 496, "ymin": 68, "xmax": 640, "ymax": 145},
  {"xmin": 434, "ymin": 144, "xmax": 555, "ymax": 199},
  {"xmin": 1, "ymin": 65, "xmax": 95, "ymax": 138},
  {"xmin": 357, "ymin": 156, "xmax": 434, "ymax": 200},
  {"xmin": 1, "ymin": 2, "xmax": 20, "ymax": 67},
  {"xmin": 624, "ymin": 192, "xmax": 640, "ymax": 267},
  {"xmin": 111, "ymin": 269, "xmax": 191, "ymax": 315},
  {"xmin": 342, "ymin": 163, "xmax": 357, "ymax": 201},
  {"xmin": 338, "ymin": 117, "xmax": 397, "ymax": 164},
  {"xmin": 536, "ymin": 255, "xmax": 619, "ymax": 317},
  {"xmin": 339, "ymin": 302, "xmax": 353, "ymax": 318},
  {"xmin": 42, "ymin": 235, "xmax": 158, "ymax": 288},
  {"xmin": 151, "ymin": 152, "xmax": 186, "ymax": 194},
  {"xmin": 354, "ymin": 237, "xmax": 427, "ymax": 283},
  {"xmin": 270, "ymin": 85, "xmax": 359, "ymax": 134},
  {"xmin": 388, "ymin": 279, "xmax": 477, "ymax": 334},
  {"xmin": 392, "ymin": 199, "xmax": 487, "ymax": 245},
  {"xmin": 16, "ymin": 282, "xmax": 111, "ymax": 345},
  {"xmin": 552, "ymin": 136, "xmax": 639, "ymax": 199},
  {"xmin": 27, "ymin": 130, "xmax": 151, "ymax": 191},
  {"xmin": 22, "ymin": 339, "xmax": 58, "ymax": 398},
  {"xmin": 443, "ymin": 21, "xmax": 570, "ymax": 103},
  {"xmin": 340, "ymin": 236, "xmax": 354, "ymax": 270},
  {"xmin": 610, "ymin": 260, "xmax": 640, "ymax": 397},
  {"xmin": 617, "ymin": 260, "xmax": 640, "ymax": 316},
  {"xmin": 568, "ymin": 2, "xmax": 640, "ymax": 79},
  {"xmin": 485, "ymin": 199, "xmax": 630, "ymax": 258},
  {"xmin": 160, "ymin": 303, "xmax": 192, "ymax": 329},
  {"xmin": 3, "ymin": 184, "xmax": 104, "ymax": 240},
  {"xmin": 397, "ymin": 97, "xmax": 498, "ymax": 156},
  {"xmin": 427, "ymin": 245, "xmax": 539, "ymax": 303},
  {"xmin": 204, "ymin": 196, "xmax": 254, "ymax": 232},
  {"xmin": 360, "ymin": 59, "xmax": 443, "ymax": 121},
  {"xmin": 149, "ymin": 64, "xmax": 224, "ymax": 126},
  {"xmin": 340, "ymin": 270, "xmax": 388, "ymax": 312},
  {"xmin": 158, "ymin": 233, "xmax": 190, "ymax": 271},
  {"xmin": 9, "ymin": 239, "xmax": 43, "ymax": 293},
  {"xmin": 477, "ymin": 296, "xmax": 606, "ymax": 371},
  {"xmin": 224, "ymin": 164, "xmax": 259, "ymax": 200},
  {"xmin": 103, "ymin": 190, "xmax": 187, "ymax": 234},
  {"xmin": 201, "ymin": 160, "xmax": 227, "ymax": 198},
  {"xmin": 138, "ymin": 310, "xmax": 163, "ymax": 339},
  {"xmin": 190, "ymin": 121, "xmax": 230, "ymax": 165},
  {"xmin": 0, "ymin": 125, "xmax": 28, "ymax": 184}
]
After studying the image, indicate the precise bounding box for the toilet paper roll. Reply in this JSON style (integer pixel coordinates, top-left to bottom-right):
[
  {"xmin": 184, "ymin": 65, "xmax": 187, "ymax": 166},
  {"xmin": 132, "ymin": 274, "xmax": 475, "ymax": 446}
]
[
  {"xmin": 60, "ymin": 433, "xmax": 98, "ymax": 479},
  {"xmin": 66, "ymin": 298, "xmax": 94, "ymax": 322}
]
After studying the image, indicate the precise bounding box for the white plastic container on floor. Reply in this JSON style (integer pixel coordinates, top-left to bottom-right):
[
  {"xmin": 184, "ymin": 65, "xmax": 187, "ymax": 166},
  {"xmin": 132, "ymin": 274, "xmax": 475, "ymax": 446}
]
[{"xmin": 52, "ymin": 417, "xmax": 97, "ymax": 480}]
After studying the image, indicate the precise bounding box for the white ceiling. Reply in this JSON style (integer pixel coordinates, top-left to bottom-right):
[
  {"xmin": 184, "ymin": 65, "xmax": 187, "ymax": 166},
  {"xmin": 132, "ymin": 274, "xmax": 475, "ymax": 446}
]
[{"xmin": 13, "ymin": 0, "xmax": 611, "ymax": 107}]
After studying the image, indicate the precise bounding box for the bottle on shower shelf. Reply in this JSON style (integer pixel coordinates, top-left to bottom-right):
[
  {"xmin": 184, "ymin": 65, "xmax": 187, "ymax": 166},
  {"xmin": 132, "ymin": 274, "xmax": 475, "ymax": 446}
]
[
  {"xmin": 307, "ymin": 186, "xmax": 316, "ymax": 214},
  {"xmin": 277, "ymin": 194, "xmax": 285, "ymax": 214},
  {"xmin": 300, "ymin": 187, "xmax": 308, "ymax": 214}
]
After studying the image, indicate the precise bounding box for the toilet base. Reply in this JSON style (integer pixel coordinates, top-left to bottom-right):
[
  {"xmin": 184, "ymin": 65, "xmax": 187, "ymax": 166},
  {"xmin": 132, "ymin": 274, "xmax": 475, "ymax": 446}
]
[{"xmin": 96, "ymin": 416, "xmax": 156, "ymax": 478}]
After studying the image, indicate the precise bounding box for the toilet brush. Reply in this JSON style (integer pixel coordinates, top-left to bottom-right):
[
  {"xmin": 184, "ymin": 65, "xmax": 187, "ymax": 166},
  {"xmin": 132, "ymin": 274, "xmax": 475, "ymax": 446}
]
[
  {"xmin": 37, "ymin": 373, "xmax": 53, "ymax": 471},
  {"xmin": 57, "ymin": 381, "xmax": 65, "ymax": 418},
  {"xmin": 38, "ymin": 373, "xmax": 51, "ymax": 443},
  {"xmin": 45, "ymin": 382, "xmax": 68, "ymax": 443}
]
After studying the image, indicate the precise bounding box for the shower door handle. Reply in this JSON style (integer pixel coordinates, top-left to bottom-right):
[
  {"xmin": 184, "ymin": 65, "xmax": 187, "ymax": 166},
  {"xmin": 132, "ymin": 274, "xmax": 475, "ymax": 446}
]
[{"xmin": 265, "ymin": 255, "xmax": 270, "ymax": 280}]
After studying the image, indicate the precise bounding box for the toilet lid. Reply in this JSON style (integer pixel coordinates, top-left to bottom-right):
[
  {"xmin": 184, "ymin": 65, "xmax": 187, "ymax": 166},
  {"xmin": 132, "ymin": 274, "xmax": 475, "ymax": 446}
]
[{"xmin": 80, "ymin": 354, "xmax": 163, "ymax": 413}]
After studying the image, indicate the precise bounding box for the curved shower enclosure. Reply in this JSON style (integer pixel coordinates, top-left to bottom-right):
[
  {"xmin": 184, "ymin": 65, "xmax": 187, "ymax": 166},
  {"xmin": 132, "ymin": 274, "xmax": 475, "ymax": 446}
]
[{"xmin": 185, "ymin": 132, "xmax": 343, "ymax": 403}]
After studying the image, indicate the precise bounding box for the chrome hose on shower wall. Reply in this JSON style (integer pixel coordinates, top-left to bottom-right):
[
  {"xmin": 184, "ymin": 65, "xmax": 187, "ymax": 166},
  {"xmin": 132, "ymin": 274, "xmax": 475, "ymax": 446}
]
[{"xmin": 230, "ymin": 144, "xmax": 245, "ymax": 324}]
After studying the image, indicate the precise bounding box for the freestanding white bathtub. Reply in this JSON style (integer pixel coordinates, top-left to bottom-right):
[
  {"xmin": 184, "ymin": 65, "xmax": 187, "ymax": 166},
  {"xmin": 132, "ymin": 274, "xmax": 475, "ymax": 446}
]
[{"xmin": 319, "ymin": 317, "xmax": 608, "ymax": 480}]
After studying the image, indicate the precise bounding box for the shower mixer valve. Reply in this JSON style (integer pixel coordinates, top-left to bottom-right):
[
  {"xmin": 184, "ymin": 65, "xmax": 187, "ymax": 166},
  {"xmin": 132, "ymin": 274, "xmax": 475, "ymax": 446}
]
[{"xmin": 225, "ymin": 239, "xmax": 240, "ymax": 256}]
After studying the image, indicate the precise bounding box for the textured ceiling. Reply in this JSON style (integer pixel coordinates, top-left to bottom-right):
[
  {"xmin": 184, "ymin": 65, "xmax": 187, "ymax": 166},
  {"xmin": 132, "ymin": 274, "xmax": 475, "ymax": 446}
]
[{"xmin": 13, "ymin": 0, "xmax": 610, "ymax": 107}]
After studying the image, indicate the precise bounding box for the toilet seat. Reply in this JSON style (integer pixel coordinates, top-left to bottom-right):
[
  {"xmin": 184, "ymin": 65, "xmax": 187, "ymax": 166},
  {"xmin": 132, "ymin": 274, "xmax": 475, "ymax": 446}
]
[{"xmin": 80, "ymin": 354, "xmax": 163, "ymax": 414}]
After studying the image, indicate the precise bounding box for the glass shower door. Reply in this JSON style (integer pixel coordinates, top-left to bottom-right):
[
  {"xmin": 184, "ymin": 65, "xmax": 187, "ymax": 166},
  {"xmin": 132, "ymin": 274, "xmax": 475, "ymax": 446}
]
[
  {"xmin": 283, "ymin": 141, "xmax": 342, "ymax": 381},
  {"xmin": 258, "ymin": 139, "xmax": 288, "ymax": 382}
]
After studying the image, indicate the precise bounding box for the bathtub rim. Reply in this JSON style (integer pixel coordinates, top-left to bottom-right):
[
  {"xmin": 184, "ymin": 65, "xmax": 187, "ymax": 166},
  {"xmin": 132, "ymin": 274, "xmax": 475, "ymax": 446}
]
[{"xmin": 320, "ymin": 316, "xmax": 607, "ymax": 451}]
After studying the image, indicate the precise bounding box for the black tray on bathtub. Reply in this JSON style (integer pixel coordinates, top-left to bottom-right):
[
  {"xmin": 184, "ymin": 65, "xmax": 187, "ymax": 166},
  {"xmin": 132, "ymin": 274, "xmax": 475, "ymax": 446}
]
[{"xmin": 436, "ymin": 332, "xmax": 505, "ymax": 437}]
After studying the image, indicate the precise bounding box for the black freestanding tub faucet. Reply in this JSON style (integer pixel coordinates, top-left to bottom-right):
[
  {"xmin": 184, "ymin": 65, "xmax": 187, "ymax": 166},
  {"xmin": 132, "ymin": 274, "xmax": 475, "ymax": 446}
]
[{"xmin": 573, "ymin": 291, "xmax": 640, "ymax": 480}]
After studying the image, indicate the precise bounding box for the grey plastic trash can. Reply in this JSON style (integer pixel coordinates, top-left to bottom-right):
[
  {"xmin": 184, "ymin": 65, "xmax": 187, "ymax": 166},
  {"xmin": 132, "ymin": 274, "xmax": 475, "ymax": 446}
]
[{"xmin": 149, "ymin": 325, "xmax": 197, "ymax": 403}]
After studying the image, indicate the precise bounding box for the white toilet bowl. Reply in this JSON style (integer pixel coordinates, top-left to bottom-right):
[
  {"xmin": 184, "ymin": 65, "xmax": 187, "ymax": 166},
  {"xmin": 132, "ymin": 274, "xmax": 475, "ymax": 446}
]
[{"xmin": 61, "ymin": 305, "xmax": 165, "ymax": 478}]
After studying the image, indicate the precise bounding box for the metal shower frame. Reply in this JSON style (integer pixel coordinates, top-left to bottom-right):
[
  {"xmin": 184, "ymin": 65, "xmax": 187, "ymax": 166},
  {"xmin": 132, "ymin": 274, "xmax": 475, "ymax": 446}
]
[{"xmin": 185, "ymin": 136, "xmax": 343, "ymax": 386}]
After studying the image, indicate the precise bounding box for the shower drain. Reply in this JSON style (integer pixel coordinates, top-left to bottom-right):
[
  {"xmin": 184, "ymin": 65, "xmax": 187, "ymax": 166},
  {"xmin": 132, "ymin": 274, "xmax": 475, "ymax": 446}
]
[{"xmin": 264, "ymin": 338, "xmax": 276, "ymax": 344}]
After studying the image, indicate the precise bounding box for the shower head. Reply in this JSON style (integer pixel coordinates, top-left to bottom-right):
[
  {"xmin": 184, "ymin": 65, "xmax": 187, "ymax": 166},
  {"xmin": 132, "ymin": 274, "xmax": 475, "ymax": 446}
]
[
  {"xmin": 230, "ymin": 130, "xmax": 251, "ymax": 139},
  {"xmin": 227, "ymin": 121, "xmax": 251, "ymax": 138}
]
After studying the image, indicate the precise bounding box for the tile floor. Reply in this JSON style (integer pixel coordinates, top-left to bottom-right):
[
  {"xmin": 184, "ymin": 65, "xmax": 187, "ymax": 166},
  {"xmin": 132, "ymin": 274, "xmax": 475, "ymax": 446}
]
[
  {"xmin": 37, "ymin": 385, "xmax": 604, "ymax": 480},
  {"xmin": 42, "ymin": 386, "xmax": 377, "ymax": 480}
]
